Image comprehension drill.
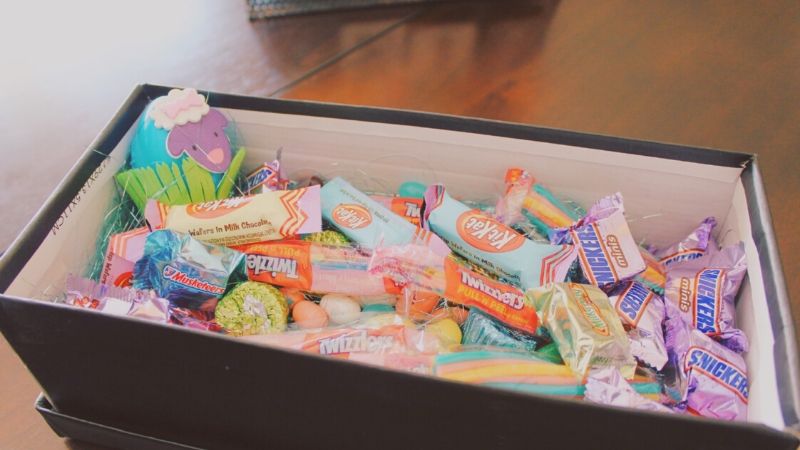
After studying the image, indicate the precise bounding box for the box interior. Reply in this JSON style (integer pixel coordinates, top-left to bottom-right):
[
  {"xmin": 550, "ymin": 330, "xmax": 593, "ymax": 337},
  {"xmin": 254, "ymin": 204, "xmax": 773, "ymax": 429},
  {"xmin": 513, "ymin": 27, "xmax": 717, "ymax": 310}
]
[{"xmin": 4, "ymin": 107, "xmax": 783, "ymax": 428}]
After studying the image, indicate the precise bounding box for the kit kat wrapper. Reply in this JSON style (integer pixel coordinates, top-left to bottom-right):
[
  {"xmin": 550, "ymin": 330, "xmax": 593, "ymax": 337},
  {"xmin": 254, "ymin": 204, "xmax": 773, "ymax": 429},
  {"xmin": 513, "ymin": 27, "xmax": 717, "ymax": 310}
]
[
  {"xmin": 422, "ymin": 184, "xmax": 577, "ymax": 291},
  {"xmin": 145, "ymin": 186, "xmax": 321, "ymax": 247}
]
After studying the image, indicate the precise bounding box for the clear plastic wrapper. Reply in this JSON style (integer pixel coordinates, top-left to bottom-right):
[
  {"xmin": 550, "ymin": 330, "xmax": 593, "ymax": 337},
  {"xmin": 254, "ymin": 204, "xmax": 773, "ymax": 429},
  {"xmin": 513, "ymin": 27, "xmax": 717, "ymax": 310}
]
[
  {"xmin": 369, "ymin": 238, "xmax": 540, "ymax": 334},
  {"xmin": 527, "ymin": 282, "xmax": 636, "ymax": 379},
  {"xmin": 434, "ymin": 348, "xmax": 659, "ymax": 399},
  {"xmin": 495, "ymin": 168, "xmax": 584, "ymax": 237}
]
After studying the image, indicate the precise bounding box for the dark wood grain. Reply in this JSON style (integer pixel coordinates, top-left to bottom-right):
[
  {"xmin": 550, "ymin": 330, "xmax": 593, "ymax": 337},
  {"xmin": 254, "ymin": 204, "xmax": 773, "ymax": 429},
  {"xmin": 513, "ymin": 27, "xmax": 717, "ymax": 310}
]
[
  {"xmin": 1, "ymin": 0, "xmax": 799, "ymax": 448},
  {"xmin": 281, "ymin": 0, "xmax": 800, "ymax": 354}
]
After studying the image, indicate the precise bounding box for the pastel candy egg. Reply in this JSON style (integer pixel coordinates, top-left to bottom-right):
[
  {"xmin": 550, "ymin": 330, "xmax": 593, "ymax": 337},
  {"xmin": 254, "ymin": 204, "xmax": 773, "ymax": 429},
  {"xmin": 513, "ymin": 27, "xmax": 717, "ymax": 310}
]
[
  {"xmin": 398, "ymin": 181, "xmax": 427, "ymax": 199},
  {"xmin": 426, "ymin": 318, "xmax": 463, "ymax": 347},
  {"xmin": 292, "ymin": 300, "xmax": 329, "ymax": 329},
  {"xmin": 320, "ymin": 294, "xmax": 362, "ymax": 325}
]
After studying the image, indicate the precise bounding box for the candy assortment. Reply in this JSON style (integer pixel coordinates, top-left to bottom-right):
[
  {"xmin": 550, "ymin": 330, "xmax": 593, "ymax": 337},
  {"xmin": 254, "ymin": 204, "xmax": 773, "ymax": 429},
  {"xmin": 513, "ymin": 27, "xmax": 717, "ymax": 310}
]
[{"xmin": 62, "ymin": 88, "xmax": 755, "ymax": 422}]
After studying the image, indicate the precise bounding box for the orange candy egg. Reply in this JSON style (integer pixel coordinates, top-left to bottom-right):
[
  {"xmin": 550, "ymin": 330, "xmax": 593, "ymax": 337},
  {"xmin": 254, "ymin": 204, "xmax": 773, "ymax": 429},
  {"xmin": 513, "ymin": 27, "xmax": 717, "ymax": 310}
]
[{"xmin": 292, "ymin": 300, "xmax": 329, "ymax": 329}]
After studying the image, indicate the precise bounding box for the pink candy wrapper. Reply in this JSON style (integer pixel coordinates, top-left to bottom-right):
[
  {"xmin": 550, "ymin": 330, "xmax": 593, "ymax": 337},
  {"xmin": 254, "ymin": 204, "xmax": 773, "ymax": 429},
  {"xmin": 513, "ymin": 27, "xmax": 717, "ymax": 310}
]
[
  {"xmin": 99, "ymin": 227, "xmax": 149, "ymax": 287},
  {"xmin": 65, "ymin": 275, "xmax": 170, "ymax": 323},
  {"xmin": 664, "ymin": 243, "xmax": 748, "ymax": 352}
]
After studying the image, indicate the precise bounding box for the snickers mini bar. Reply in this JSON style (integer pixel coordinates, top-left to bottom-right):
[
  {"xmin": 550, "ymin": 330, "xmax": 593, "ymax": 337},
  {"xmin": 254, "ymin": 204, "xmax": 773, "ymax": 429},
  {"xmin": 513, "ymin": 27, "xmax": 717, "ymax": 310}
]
[
  {"xmin": 422, "ymin": 184, "xmax": 578, "ymax": 291},
  {"xmin": 145, "ymin": 185, "xmax": 322, "ymax": 247},
  {"xmin": 551, "ymin": 193, "xmax": 646, "ymax": 288},
  {"xmin": 664, "ymin": 242, "xmax": 748, "ymax": 353}
]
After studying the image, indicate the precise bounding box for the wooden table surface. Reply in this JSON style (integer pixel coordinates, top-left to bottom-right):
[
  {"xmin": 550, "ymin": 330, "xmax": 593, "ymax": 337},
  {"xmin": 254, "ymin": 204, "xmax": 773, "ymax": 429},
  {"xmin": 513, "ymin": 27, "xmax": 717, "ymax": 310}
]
[{"xmin": 1, "ymin": 0, "xmax": 798, "ymax": 448}]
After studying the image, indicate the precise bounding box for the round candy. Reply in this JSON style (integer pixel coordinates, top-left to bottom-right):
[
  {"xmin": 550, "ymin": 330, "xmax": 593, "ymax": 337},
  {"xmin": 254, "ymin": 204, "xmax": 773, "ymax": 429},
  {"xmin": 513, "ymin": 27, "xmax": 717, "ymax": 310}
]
[
  {"xmin": 362, "ymin": 304, "xmax": 395, "ymax": 313},
  {"xmin": 426, "ymin": 318, "xmax": 463, "ymax": 347},
  {"xmin": 292, "ymin": 300, "xmax": 329, "ymax": 329},
  {"xmin": 320, "ymin": 294, "xmax": 362, "ymax": 325},
  {"xmin": 398, "ymin": 181, "xmax": 427, "ymax": 199},
  {"xmin": 215, "ymin": 282, "xmax": 288, "ymax": 336}
]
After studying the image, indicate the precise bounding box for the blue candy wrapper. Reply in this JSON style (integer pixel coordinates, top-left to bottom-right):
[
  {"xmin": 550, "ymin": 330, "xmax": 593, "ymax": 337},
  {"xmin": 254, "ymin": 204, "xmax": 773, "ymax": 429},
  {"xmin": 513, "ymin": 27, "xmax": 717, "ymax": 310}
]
[
  {"xmin": 422, "ymin": 184, "xmax": 577, "ymax": 290},
  {"xmin": 133, "ymin": 230, "xmax": 245, "ymax": 314},
  {"xmin": 321, "ymin": 177, "xmax": 450, "ymax": 255}
]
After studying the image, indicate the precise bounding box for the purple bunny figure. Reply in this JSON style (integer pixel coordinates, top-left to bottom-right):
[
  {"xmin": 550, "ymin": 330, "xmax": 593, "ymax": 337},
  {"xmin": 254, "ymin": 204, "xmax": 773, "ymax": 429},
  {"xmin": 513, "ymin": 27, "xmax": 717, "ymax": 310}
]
[{"xmin": 166, "ymin": 109, "xmax": 232, "ymax": 173}]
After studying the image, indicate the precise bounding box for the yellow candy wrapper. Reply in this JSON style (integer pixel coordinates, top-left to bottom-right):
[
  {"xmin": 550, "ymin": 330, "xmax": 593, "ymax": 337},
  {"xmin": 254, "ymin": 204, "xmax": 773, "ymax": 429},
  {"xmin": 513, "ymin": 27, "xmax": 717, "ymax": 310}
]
[{"xmin": 527, "ymin": 282, "xmax": 636, "ymax": 380}]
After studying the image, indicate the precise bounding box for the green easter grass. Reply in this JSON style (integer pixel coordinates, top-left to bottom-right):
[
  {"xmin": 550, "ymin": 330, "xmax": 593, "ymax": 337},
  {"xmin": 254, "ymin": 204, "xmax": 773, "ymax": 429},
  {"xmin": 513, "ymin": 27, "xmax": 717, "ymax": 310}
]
[{"xmin": 115, "ymin": 148, "xmax": 246, "ymax": 211}]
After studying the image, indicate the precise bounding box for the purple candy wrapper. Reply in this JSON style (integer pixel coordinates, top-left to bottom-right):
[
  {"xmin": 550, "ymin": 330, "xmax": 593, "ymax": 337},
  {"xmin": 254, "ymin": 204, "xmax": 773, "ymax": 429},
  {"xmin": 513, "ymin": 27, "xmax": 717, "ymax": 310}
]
[
  {"xmin": 551, "ymin": 193, "xmax": 645, "ymax": 287},
  {"xmin": 655, "ymin": 217, "xmax": 717, "ymax": 267},
  {"xmin": 608, "ymin": 281, "xmax": 668, "ymax": 370},
  {"xmin": 65, "ymin": 275, "xmax": 170, "ymax": 323},
  {"xmin": 664, "ymin": 243, "xmax": 748, "ymax": 352},
  {"xmin": 585, "ymin": 367, "xmax": 672, "ymax": 413},
  {"xmin": 683, "ymin": 329, "xmax": 749, "ymax": 421}
]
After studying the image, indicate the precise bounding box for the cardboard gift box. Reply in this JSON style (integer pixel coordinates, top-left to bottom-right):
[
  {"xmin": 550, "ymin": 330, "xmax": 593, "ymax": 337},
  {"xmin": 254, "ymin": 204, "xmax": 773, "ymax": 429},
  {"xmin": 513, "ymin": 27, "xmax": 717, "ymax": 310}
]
[{"xmin": 1, "ymin": 85, "xmax": 799, "ymax": 450}]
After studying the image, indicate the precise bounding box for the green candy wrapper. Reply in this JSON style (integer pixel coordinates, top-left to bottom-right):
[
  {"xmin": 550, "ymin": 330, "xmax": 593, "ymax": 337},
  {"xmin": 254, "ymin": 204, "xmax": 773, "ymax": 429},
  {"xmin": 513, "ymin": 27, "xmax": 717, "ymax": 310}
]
[{"xmin": 216, "ymin": 282, "xmax": 289, "ymax": 336}]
